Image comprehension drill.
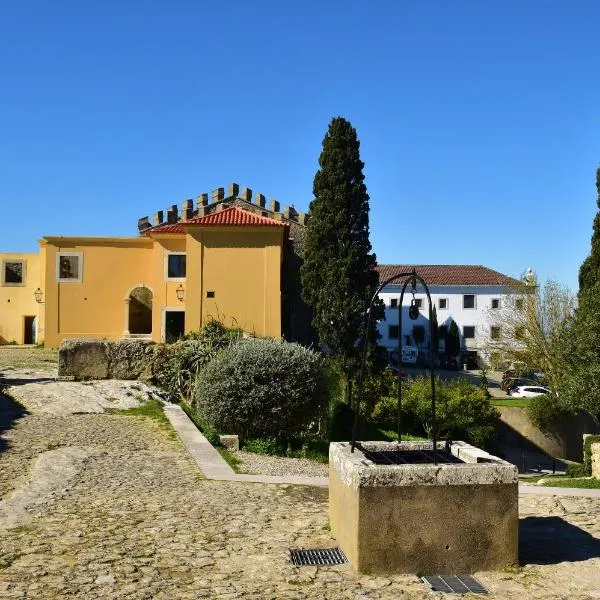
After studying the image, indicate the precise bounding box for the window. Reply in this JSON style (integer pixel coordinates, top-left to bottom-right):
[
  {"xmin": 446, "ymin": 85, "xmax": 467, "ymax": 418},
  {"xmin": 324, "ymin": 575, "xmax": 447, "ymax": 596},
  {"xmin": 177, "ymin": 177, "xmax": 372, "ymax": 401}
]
[
  {"xmin": 388, "ymin": 325, "xmax": 399, "ymax": 339},
  {"xmin": 390, "ymin": 298, "xmax": 398, "ymax": 308},
  {"xmin": 514, "ymin": 326, "xmax": 525, "ymax": 340},
  {"xmin": 490, "ymin": 326, "xmax": 501, "ymax": 340},
  {"xmin": 463, "ymin": 294, "xmax": 475, "ymax": 309},
  {"xmin": 56, "ymin": 253, "xmax": 82, "ymax": 282},
  {"xmin": 515, "ymin": 298, "xmax": 524, "ymax": 310},
  {"xmin": 414, "ymin": 298, "xmax": 423, "ymax": 309},
  {"xmin": 491, "ymin": 298, "xmax": 500, "ymax": 309},
  {"xmin": 463, "ymin": 326, "xmax": 475, "ymax": 339},
  {"xmin": 166, "ymin": 253, "xmax": 186, "ymax": 279},
  {"xmin": 404, "ymin": 335, "xmax": 412, "ymax": 345},
  {"xmin": 438, "ymin": 298, "xmax": 448, "ymax": 310},
  {"xmin": 2, "ymin": 259, "xmax": 26, "ymax": 286}
]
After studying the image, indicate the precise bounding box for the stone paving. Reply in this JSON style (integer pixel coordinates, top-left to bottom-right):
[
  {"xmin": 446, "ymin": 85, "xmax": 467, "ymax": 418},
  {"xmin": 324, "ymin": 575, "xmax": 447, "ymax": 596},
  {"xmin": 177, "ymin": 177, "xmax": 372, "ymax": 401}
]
[{"xmin": 1, "ymin": 368, "xmax": 600, "ymax": 598}]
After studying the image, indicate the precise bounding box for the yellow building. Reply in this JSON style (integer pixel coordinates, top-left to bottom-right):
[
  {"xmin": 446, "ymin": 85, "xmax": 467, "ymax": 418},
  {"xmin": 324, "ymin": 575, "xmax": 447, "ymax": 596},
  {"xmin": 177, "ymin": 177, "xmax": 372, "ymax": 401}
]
[{"xmin": 0, "ymin": 203, "xmax": 290, "ymax": 347}]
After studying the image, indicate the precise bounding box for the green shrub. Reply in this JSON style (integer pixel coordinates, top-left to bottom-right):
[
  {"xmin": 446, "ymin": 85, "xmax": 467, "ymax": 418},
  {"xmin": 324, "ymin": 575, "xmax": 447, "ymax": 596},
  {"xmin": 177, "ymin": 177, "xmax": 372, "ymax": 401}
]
[
  {"xmin": 153, "ymin": 319, "xmax": 243, "ymax": 401},
  {"xmin": 566, "ymin": 462, "xmax": 589, "ymax": 478},
  {"xmin": 567, "ymin": 434, "xmax": 600, "ymax": 477},
  {"xmin": 194, "ymin": 338, "xmax": 326, "ymax": 440},
  {"xmin": 527, "ymin": 394, "xmax": 574, "ymax": 432},
  {"xmin": 371, "ymin": 376, "xmax": 499, "ymax": 449}
]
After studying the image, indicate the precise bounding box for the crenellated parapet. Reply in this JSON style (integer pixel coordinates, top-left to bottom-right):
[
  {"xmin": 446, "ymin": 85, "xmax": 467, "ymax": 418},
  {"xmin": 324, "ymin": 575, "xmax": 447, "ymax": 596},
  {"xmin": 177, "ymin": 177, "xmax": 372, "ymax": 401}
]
[{"xmin": 137, "ymin": 182, "xmax": 310, "ymax": 232}]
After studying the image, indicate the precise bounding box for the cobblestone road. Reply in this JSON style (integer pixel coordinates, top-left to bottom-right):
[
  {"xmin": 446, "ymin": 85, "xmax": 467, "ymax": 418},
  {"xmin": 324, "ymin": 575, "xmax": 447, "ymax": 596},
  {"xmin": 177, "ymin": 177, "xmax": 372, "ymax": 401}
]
[{"xmin": 1, "ymin": 370, "xmax": 600, "ymax": 598}]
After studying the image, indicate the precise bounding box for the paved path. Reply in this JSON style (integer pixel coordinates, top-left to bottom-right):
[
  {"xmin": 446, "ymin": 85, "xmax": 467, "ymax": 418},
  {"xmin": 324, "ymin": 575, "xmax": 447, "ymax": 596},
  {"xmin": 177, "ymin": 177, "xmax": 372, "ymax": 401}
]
[{"xmin": 1, "ymin": 370, "xmax": 600, "ymax": 598}]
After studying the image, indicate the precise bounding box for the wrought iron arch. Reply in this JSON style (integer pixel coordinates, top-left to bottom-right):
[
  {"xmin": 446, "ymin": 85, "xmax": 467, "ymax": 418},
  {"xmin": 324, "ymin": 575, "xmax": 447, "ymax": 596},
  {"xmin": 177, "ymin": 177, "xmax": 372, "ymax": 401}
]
[{"xmin": 351, "ymin": 269, "xmax": 439, "ymax": 463}]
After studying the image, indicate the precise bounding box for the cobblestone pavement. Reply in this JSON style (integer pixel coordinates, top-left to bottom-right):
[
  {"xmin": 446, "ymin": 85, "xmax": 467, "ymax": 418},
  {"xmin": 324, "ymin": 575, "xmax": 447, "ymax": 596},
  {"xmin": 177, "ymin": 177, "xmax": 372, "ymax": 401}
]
[{"xmin": 1, "ymin": 372, "xmax": 600, "ymax": 598}]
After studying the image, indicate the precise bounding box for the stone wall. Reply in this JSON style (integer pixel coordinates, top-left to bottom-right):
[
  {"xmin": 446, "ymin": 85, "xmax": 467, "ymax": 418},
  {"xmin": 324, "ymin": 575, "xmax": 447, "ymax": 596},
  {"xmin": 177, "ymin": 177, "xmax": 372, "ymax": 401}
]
[
  {"xmin": 497, "ymin": 407, "xmax": 600, "ymax": 462},
  {"xmin": 592, "ymin": 442, "xmax": 600, "ymax": 478},
  {"xmin": 59, "ymin": 339, "xmax": 158, "ymax": 381}
]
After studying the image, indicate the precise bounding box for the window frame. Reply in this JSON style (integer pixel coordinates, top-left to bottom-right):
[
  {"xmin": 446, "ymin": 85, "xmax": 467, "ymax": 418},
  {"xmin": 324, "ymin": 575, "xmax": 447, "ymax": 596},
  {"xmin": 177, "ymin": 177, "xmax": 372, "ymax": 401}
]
[
  {"xmin": 164, "ymin": 252, "xmax": 187, "ymax": 281},
  {"xmin": 414, "ymin": 298, "xmax": 423, "ymax": 309},
  {"xmin": 491, "ymin": 298, "xmax": 500, "ymax": 309},
  {"xmin": 56, "ymin": 252, "xmax": 83, "ymax": 283},
  {"xmin": 438, "ymin": 297, "xmax": 448, "ymax": 310},
  {"xmin": 463, "ymin": 325, "xmax": 476, "ymax": 339},
  {"xmin": 390, "ymin": 298, "xmax": 398, "ymax": 308},
  {"xmin": 463, "ymin": 294, "xmax": 476, "ymax": 309},
  {"xmin": 1, "ymin": 259, "xmax": 27, "ymax": 287},
  {"xmin": 388, "ymin": 325, "xmax": 399, "ymax": 339},
  {"xmin": 490, "ymin": 325, "xmax": 501, "ymax": 340}
]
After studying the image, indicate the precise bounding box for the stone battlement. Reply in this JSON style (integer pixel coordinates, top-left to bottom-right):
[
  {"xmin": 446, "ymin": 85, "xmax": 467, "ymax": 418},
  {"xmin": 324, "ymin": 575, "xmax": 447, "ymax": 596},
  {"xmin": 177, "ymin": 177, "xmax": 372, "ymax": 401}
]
[{"xmin": 137, "ymin": 182, "xmax": 309, "ymax": 232}]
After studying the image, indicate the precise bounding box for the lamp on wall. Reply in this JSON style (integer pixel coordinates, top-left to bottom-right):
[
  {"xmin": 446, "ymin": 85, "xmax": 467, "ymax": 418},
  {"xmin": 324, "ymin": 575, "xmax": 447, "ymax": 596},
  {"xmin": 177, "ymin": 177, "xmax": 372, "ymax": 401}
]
[
  {"xmin": 34, "ymin": 288, "xmax": 43, "ymax": 303},
  {"xmin": 176, "ymin": 284, "xmax": 185, "ymax": 302}
]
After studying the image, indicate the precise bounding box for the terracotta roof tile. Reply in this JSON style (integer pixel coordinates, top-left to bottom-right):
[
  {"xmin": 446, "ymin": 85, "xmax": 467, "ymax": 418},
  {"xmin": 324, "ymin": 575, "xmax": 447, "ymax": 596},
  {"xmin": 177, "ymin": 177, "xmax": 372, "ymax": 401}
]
[
  {"xmin": 144, "ymin": 206, "xmax": 284, "ymax": 235},
  {"xmin": 376, "ymin": 264, "xmax": 519, "ymax": 286}
]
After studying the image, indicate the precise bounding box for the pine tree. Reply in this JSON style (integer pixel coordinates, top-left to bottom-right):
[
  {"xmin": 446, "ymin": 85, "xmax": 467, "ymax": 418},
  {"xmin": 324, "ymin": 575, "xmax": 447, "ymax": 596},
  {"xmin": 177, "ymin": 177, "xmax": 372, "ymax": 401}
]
[
  {"xmin": 301, "ymin": 117, "xmax": 382, "ymax": 401},
  {"xmin": 431, "ymin": 305, "xmax": 439, "ymax": 352},
  {"xmin": 578, "ymin": 167, "xmax": 600, "ymax": 295}
]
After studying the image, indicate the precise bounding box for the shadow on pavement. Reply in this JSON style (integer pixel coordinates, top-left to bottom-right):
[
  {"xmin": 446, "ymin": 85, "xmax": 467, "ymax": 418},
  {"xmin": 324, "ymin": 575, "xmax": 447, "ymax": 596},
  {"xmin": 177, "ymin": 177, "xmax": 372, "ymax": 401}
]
[
  {"xmin": 520, "ymin": 516, "xmax": 600, "ymax": 565},
  {"xmin": 0, "ymin": 390, "xmax": 29, "ymax": 454}
]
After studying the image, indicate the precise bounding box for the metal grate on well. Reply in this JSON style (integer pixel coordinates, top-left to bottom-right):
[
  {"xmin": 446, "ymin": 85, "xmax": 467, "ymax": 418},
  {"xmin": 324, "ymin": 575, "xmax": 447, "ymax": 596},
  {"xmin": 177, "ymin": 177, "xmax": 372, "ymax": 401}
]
[
  {"xmin": 358, "ymin": 447, "xmax": 464, "ymax": 465},
  {"xmin": 290, "ymin": 548, "xmax": 348, "ymax": 567},
  {"xmin": 421, "ymin": 575, "xmax": 488, "ymax": 594}
]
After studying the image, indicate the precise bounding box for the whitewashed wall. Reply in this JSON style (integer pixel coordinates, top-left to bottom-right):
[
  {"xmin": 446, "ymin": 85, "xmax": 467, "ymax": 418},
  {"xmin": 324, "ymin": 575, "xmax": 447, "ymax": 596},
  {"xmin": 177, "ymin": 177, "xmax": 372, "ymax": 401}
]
[{"xmin": 377, "ymin": 284, "xmax": 519, "ymax": 362}]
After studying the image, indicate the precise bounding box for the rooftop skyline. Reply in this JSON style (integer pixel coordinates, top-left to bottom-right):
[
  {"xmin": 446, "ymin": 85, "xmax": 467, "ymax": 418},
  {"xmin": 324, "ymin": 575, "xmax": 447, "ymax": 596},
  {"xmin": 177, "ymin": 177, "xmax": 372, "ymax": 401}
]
[{"xmin": 1, "ymin": 1, "xmax": 599, "ymax": 291}]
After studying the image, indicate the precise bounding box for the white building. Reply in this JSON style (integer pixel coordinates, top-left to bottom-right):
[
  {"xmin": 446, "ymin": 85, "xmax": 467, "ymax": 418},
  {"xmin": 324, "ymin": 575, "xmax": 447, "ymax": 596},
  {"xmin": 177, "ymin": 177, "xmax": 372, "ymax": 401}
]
[{"xmin": 376, "ymin": 264, "xmax": 523, "ymax": 367}]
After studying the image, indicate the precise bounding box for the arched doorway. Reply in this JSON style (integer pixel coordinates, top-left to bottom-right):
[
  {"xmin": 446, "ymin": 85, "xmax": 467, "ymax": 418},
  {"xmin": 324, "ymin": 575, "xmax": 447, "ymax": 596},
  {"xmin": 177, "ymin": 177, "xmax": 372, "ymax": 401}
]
[{"xmin": 128, "ymin": 286, "xmax": 153, "ymax": 334}]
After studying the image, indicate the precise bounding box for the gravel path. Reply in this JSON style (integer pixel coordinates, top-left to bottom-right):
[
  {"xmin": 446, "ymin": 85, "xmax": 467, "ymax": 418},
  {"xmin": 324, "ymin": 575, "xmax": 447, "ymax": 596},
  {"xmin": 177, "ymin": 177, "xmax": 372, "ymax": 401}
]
[
  {"xmin": 1, "ymin": 366, "xmax": 600, "ymax": 598},
  {"xmin": 235, "ymin": 451, "xmax": 329, "ymax": 478}
]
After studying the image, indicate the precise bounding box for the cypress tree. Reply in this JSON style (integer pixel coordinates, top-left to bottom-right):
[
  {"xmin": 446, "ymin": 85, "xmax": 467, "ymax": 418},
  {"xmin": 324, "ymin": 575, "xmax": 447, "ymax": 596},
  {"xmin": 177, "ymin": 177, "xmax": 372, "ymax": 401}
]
[
  {"xmin": 446, "ymin": 319, "xmax": 460, "ymax": 359},
  {"xmin": 301, "ymin": 117, "xmax": 382, "ymax": 401},
  {"xmin": 578, "ymin": 167, "xmax": 600, "ymax": 295}
]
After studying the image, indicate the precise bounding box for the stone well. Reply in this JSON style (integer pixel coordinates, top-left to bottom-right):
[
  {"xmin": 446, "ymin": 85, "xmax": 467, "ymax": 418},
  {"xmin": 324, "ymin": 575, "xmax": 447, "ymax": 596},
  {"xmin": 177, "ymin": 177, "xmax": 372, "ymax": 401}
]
[{"xmin": 329, "ymin": 440, "xmax": 518, "ymax": 574}]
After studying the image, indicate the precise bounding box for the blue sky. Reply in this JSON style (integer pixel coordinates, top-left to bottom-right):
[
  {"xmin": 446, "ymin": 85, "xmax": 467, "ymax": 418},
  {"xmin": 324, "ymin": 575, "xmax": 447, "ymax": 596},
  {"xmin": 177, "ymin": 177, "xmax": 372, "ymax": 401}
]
[{"xmin": 1, "ymin": 1, "xmax": 599, "ymax": 291}]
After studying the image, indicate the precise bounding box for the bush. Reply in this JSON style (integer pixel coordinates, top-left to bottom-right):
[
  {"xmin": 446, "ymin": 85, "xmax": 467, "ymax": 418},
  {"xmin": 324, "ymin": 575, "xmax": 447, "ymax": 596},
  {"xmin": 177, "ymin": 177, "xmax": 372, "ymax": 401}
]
[
  {"xmin": 153, "ymin": 319, "xmax": 242, "ymax": 401},
  {"xmin": 566, "ymin": 434, "xmax": 600, "ymax": 477},
  {"xmin": 527, "ymin": 394, "xmax": 574, "ymax": 432},
  {"xmin": 371, "ymin": 376, "xmax": 499, "ymax": 449},
  {"xmin": 194, "ymin": 338, "xmax": 326, "ymax": 440}
]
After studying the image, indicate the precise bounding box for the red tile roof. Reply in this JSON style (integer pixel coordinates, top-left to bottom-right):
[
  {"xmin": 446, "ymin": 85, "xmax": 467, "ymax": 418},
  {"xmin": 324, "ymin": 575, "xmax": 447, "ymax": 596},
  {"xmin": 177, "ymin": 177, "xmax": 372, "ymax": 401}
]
[
  {"xmin": 376, "ymin": 264, "xmax": 519, "ymax": 287},
  {"xmin": 144, "ymin": 206, "xmax": 285, "ymax": 235}
]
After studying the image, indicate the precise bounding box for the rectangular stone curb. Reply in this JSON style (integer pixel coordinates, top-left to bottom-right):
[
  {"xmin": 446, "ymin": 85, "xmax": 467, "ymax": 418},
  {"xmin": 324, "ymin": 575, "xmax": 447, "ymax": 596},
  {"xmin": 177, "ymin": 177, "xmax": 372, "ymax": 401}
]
[
  {"xmin": 519, "ymin": 484, "xmax": 600, "ymax": 498},
  {"xmin": 162, "ymin": 403, "xmax": 328, "ymax": 487},
  {"xmin": 162, "ymin": 404, "xmax": 236, "ymax": 479}
]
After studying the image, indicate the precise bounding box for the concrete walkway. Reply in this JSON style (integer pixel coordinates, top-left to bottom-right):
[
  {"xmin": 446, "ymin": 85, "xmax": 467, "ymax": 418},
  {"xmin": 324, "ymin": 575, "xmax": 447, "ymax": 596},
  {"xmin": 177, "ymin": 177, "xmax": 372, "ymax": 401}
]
[
  {"xmin": 164, "ymin": 403, "xmax": 600, "ymax": 497},
  {"xmin": 162, "ymin": 404, "xmax": 328, "ymax": 487}
]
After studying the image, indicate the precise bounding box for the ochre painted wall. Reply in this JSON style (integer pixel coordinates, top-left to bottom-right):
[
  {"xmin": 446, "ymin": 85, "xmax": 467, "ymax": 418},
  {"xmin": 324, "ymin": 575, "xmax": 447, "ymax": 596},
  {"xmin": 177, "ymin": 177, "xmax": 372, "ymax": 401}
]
[
  {"xmin": 0, "ymin": 253, "xmax": 40, "ymax": 344},
  {"xmin": 186, "ymin": 226, "xmax": 283, "ymax": 338},
  {"xmin": 41, "ymin": 238, "xmax": 154, "ymax": 348}
]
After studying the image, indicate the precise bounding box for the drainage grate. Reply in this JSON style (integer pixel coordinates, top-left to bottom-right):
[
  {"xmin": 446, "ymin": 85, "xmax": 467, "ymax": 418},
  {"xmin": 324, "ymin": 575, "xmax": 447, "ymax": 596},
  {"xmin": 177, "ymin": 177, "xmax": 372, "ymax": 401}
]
[
  {"xmin": 290, "ymin": 548, "xmax": 347, "ymax": 567},
  {"xmin": 421, "ymin": 575, "xmax": 488, "ymax": 594}
]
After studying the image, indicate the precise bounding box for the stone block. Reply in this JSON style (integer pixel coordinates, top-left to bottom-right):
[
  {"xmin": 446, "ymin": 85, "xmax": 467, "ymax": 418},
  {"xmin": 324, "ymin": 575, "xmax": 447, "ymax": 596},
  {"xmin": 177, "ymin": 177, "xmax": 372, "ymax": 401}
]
[
  {"xmin": 58, "ymin": 339, "xmax": 110, "ymax": 380},
  {"xmin": 106, "ymin": 340, "xmax": 157, "ymax": 381},
  {"xmin": 329, "ymin": 441, "xmax": 518, "ymax": 574},
  {"xmin": 219, "ymin": 435, "xmax": 239, "ymax": 452}
]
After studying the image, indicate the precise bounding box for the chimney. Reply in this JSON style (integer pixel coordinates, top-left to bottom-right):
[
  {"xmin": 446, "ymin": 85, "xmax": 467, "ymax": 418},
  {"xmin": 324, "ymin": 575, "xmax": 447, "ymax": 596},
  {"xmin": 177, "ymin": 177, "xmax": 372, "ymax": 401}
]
[
  {"xmin": 182, "ymin": 199, "xmax": 194, "ymax": 220},
  {"xmin": 197, "ymin": 193, "xmax": 209, "ymax": 208},
  {"xmin": 228, "ymin": 182, "xmax": 239, "ymax": 198},
  {"xmin": 212, "ymin": 188, "xmax": 225, "ymax": 203},
  {"xmin": 240, "ymin": 187, "xmax": 252, "ymax": 202},
  {"xmin": 153, "ymin": 210, "xmax": 164, "ymax": 226},
  {"xmin": 269, "ymin": 199, "xmax": 280, "ymax": 213},
  {"xmin": 138, "ymin": 216, "xmax": 150, "ymax": 232},
  {"xmin": 255, "ymin": 193, "xmax": 266, "ymax": 208}
]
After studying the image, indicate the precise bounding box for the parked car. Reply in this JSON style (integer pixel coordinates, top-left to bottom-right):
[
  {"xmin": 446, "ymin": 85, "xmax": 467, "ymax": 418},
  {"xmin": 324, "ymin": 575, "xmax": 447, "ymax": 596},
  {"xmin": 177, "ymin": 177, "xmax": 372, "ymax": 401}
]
[
  {"xmin": 387, "ymin": 366, "xmax": 411, "ymax": 381},
  {"xmin": 507, "ymin": 385, "xmax": 551, "ymax": 398}
]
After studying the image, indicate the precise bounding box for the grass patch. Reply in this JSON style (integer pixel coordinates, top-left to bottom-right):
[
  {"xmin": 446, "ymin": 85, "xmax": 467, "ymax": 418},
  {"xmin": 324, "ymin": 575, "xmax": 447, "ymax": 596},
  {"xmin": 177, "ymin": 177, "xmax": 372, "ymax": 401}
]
[
  {"xmin": 105, "ymin": 398, "xmax": 177, "ymax": 440},
  {"xmin": 491, "ymin": 397, "xmax": 530, "ymax": 408},
  {"xmin": 537, "ymin": 476, "xmax": 600, "ymax": 489},
  {"xmin": 378, "ymin": 429, "xmax": 428, "ymax": 442},
  {"xmin": 217, "ymin": 447, "xmax": 243, "ymax": 472},
  {"xmin": 0, "ymin": 347, "xmax": 58, "ymax": 370}
]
